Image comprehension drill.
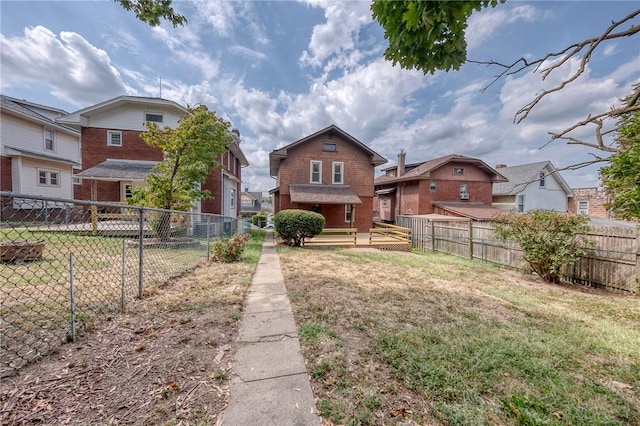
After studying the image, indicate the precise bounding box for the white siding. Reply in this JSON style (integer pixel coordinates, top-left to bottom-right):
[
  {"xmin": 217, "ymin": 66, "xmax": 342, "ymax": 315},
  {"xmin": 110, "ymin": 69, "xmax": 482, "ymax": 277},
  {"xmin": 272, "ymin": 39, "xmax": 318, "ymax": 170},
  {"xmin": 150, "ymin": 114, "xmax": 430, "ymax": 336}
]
[
  {"xmin": 16, "ymin": 157, "xmax": 74, "ymax": 199},
  {"xmin": 520, "ymin": 174, "xmax": 568, "ymax": 212},
  {"xmin": 87, "ymin": 104, "xmax": 183, "ymax": 131}
]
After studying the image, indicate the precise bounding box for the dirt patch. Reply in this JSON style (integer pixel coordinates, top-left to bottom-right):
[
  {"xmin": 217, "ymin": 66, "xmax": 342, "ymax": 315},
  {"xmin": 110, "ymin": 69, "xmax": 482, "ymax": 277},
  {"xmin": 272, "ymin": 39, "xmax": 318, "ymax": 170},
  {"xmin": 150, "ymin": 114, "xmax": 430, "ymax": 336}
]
[{"xmin": 1, "ymin": 261, "xmax": 255, "ymax": 425}]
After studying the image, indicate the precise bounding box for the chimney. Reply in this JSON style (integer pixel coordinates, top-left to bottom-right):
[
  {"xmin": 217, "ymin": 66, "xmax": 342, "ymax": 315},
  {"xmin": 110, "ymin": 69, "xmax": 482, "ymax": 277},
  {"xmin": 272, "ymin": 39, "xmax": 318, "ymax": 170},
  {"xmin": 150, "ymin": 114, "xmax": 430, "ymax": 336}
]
[
  {"xmin": 495, "ymin": 164, "xmax": 507, "ymax": 169},
  {"xmin": 397, "ymin": 149, "xmax": 406, "ymax": 177}
]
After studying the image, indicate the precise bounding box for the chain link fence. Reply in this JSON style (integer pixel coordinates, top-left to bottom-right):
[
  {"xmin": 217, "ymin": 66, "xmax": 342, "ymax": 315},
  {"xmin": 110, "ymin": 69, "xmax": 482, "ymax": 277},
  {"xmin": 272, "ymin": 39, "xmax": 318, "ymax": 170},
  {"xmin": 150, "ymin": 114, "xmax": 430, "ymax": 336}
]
[{"xmin": 1, "ymin": 191, "xmax": 248, "ymax": 377}]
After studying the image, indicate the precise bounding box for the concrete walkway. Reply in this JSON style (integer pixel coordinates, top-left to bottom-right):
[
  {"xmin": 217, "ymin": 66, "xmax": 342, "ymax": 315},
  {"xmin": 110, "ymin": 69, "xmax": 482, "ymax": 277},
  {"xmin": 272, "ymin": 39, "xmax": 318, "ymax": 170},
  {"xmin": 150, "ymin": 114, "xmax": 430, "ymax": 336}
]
[{"xmin": 219, "ymin": 232, "xmax": 320, "ymax": 426}]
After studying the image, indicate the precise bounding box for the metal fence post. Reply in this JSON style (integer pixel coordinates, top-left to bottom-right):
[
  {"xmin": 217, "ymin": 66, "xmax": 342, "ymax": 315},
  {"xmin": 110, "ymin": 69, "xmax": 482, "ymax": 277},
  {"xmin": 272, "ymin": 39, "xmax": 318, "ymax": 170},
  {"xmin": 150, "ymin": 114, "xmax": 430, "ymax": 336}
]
[
  {"xmin": 138, "ymin": 208, "xmax": 144, "ymax": 299},
  {"xmin": 121, "ymin": 239, "xmax": 126, "ymax": 313},
  {"xmin": 69, "ymin": 253, "xmax": 76, "ymax": 342}
]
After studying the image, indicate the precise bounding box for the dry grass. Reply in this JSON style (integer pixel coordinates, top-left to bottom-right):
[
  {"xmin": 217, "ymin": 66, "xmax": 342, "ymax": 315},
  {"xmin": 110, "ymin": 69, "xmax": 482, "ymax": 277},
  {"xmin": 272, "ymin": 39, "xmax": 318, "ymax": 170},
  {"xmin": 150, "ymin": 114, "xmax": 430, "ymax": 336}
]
[{"xmin": 280, "ymin": 247, "xmax": 640, "ymax": 425}]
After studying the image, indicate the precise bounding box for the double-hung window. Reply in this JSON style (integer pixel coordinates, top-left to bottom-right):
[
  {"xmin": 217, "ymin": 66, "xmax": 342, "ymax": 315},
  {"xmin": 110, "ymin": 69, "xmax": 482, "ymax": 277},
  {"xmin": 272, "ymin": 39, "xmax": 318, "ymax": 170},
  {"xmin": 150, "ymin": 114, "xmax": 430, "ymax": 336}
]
[
  {"xmin": 38, "ymin": 169, "xmax": 60, "ymax": 187},
  {"xmin": 310, "ymin": 161, "xmax": 322, "ymax": 183},
  {"xmin": 578, "ymin": 201, "xmax": 589, "ymax": 215},
  {"xmin": 332, "ymin": 162, "xmax": 343, "ymax": 184},
  {"xmin": 517, "ymin": 195, "xmax": 525, "ymax": 213},
  {"xmin": 107, "ymin": 130, "xmax": 122, "ymax": 146},
  {"xmin": 345, "ymin": 204, "xmax": 353, "ymax": 223},
  {"xmin": 44, "ymin": 129, "xmax": 55, "ymax": 151},
  {"xmin": 539, "ymin": 172, "xmax": 546, "ymax": 187}
]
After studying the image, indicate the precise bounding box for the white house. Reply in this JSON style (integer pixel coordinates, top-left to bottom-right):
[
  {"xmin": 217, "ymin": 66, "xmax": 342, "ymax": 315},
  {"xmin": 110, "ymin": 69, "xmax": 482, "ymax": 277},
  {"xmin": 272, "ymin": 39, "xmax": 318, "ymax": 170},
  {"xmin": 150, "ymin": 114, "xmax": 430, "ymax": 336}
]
[
  {"xmin": 492, "ymin": 161, "xmax": 574, "ymax": 213},
  {"xmin": 0, "ymin": 95, "xmax": 81, "ymax": 205}
]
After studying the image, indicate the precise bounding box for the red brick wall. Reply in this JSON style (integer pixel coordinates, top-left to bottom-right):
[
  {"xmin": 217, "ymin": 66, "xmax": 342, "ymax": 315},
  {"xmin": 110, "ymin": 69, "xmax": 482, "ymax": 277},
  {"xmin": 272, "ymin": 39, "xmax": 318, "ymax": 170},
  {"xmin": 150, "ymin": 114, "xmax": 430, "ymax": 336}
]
[
  {"xmin": 275, "ymin": 132, "xmax": 377, "ymax": 231},
  {"xmin": 1, "ymin": 156, "xmax": 11, "ymax": 191},
  {"xmin": 568, "ymin": 187, "xmax": 610, "ymax": 218}
]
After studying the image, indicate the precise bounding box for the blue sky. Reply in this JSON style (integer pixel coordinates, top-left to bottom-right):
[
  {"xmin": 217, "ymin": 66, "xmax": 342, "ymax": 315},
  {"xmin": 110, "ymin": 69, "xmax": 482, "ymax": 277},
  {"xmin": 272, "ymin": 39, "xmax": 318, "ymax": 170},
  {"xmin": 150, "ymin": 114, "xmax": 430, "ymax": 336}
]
[{"xmin": 2, "ymin": 0, "xmax": 639, "ymax": 193}]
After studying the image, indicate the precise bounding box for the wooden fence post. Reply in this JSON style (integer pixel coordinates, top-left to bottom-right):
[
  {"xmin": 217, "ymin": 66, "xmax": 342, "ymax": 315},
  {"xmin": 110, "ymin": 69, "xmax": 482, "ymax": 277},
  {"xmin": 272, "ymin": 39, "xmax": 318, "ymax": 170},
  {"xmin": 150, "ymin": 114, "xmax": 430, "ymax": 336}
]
[
  {"xmin": 636, "ymin": 225, "xmax": 640, "ymax": 292},
  {"xmin": 468, "ymin": 221, "xmax": 474, "ymax": 260},
  {"xmin": 431, "ymin": 220, "xmax": 435, "ymax": 251},
  {"xmin": 91, "ymin": 205, "xmax": 97, "ymax": 236}
]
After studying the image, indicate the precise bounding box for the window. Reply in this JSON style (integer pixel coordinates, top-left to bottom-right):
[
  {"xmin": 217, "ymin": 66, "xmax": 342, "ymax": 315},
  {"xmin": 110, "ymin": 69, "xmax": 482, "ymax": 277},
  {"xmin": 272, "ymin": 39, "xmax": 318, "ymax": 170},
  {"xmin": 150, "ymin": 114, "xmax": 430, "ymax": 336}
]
[
  {"xmin": 37, "ymin": 169, "xmax": 60, "ymax": 187},
  {"xmin": 578, "ymin": 201, "xmax": 589, "ymax": 216},
  {"xmin": 230, "ymin": 188, "xmax": 236, "ymax": 208},
  {"xmin": 107, "ymin": 130, "xmax": 122, "ymax": 146},
  {"xmin": 382, "ymin": 198, "xmax": 389, "ymax": 207},
  {"xmin": 332, "ymin": 162, "xmax": 343, "ymax": 184},
  {"xmin": 72, "ymin": 175, "xmax": 81, "ymax": 185},
  {"xmin": 310, "ymin": 161, "xmax": 322, "ymax": 183},
  {"xmin": 145, "ymin": 113, "xmax": 163, "ymax": 123},
  {"xmin": 430, "ymin": 181, "xmax": 438, "ymax": 191},
  {"xmin": 323, "ymin": 143, "xmax": 337, "ymax": 152},
  {"xmin": 539, "ymin": 172, "xmax": 546, "ymax": 187},
  {"xmin": 517, "ymin": 194, "xmax": 525, "ymax": 213},
  {"xmin": 453, "ymin": 167, "xmax": 464, "ymax": 175},
  {"xmin": 123, "ymin": 184, "xmax": 133, "ymax": 200},
  {"xmin": 44, "ymin": 129, "xmax": 55, "ymax": 151},
  {"xmin": 459, "ymin": 183, "xmax": 468, "ymax": 194},
  {"xmin": 345, "ymin": 204, "xmax": 353, "ymax": 223}
]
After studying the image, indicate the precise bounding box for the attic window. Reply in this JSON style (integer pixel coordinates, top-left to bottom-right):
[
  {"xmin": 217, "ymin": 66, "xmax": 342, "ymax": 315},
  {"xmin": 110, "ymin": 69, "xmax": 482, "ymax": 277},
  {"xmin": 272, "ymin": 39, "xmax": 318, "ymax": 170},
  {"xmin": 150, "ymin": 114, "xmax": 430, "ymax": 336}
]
[
  {"xmin": 323, "ymin": 143, "xmax": 337, "ymax": 152},
  {"xmin": 453, "ymin": 167, "xmax": 464, "ymax": 175},
  {"xmin": 539, "ymin": 172, "xmax": 546, "ymax": 187},
  {"xmin": 145, "ymin": 113, "xmax": 163, "ymax": 123}
]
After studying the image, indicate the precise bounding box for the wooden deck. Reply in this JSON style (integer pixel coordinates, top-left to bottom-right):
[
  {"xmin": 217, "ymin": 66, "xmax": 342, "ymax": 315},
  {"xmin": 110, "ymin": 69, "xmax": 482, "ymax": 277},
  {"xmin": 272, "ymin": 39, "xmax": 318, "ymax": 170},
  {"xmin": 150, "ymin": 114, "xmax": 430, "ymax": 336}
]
[{"xmin": 303, "ymin": 224, "xmax": 412, "ymax": 251}]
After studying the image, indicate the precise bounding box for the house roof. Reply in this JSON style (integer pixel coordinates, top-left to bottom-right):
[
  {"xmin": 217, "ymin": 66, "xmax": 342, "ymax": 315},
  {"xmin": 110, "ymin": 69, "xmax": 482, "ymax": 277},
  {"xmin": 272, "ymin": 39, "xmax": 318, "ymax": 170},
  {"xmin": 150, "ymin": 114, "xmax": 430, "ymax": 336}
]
[
  {"xmin": 492, "ymin": 161, "xmax": 573, "ymax": 196},
  {"xmin": 0, "ymin": 95, "xmax": 79, "ymax": 135},
  {"xmin": 3, "ymin": 146, "xmax": 81, "ymax": 166},
  {"xmin": 56, "ymin": 95, "xmax": 188, "ymax": 127},
  {"xmin": 269, "ymin": 124, "xmax": 387, "ymax": 177},
  {"xmin": 375, "ymin": 154, "xmax": 507, "ymax": 185},
  {"xmin": 289, "ymin": 184, "xmax": 362, "ymax": 205},
  {"xmin": 76, "ymin": 159, "xmax": 159, "ymax": 181},
  {"xmin": 432, "ymin": 202, "xmax": 504, "ymax": 221}
]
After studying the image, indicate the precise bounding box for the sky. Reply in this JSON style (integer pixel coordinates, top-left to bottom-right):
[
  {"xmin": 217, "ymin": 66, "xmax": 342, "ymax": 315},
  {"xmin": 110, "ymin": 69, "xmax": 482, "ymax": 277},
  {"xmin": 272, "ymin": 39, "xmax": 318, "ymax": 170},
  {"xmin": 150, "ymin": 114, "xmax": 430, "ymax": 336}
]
[{"xmin": 1, "ymin": 0, "xmax": 639, "ymax": 193}]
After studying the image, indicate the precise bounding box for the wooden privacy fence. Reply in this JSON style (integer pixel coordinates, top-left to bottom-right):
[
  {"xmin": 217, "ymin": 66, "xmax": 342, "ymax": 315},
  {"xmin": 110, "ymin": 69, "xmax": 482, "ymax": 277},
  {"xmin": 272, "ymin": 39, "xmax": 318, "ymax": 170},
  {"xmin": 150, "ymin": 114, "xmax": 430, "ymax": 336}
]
[{"xmin": 397, "ymin": 215, "xmax": 639, "ymax": 293}]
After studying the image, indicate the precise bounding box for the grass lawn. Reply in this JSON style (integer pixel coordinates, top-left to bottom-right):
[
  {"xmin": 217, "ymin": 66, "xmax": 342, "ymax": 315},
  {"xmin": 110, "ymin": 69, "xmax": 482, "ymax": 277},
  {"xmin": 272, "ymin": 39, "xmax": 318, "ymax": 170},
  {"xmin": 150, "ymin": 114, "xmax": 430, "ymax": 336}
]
[{"xmin": 279, "ymin": 247, "xmax": 640, "ymax": 425}]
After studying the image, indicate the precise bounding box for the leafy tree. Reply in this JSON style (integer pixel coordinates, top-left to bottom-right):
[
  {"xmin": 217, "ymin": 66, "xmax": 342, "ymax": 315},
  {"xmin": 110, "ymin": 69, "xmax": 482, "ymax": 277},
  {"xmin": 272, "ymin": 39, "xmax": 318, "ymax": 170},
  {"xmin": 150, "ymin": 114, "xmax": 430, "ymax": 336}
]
[
  {"xmin": 116, "ymin": 0, "xmax": 186, "ymax": 27},
  {"xmin": 600, "ymin": 109, "xmax": 640, "ymax": 220},
  {"xmin": 494, "ymin": 210, "xmax": 592, "ymax": 284},
  {"xmin": 129, "ymin": 104, "xmax": 231, "ymax": 239},
  {"xmin": 371, "ymin": 1, "xmax": 503, "ymax": 74},
  {"xmin": 274, "ymin": 209, "xmax": 325, "ymax": 247},
  {"xmin": 371, "ymin": 2, "xmax": 640, "ymax": 168}
]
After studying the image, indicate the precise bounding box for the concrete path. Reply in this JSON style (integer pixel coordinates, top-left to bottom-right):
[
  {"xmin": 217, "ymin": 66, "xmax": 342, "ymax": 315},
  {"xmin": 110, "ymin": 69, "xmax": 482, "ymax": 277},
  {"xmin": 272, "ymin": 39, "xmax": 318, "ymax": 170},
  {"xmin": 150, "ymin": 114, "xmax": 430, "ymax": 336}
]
[{"xmin": 219, "ymin": 232, "xmax": 321, "ymax": 426}]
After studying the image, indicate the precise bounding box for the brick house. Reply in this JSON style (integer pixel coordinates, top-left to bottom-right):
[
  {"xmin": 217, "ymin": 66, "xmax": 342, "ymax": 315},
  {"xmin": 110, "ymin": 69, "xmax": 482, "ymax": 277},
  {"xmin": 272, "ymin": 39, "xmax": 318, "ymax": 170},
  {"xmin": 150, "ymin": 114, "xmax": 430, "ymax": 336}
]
[
  {"xmin": 568, "ymin": 187, "xmax": 611, "ymax": 218},
  {"xmin": 57, "ymin": 96, "xmax": 248, "ymax": 217},
  {"xmin": 269, "ymin": 125, "xmax": 387, "ymax": 231},
  {"xmin": 1, "ymin": 95, "xmax": 81, "ymax": 202},
  {"xmin": 374, "ymin": 152, "xmax": 507, "ymax": 222}
]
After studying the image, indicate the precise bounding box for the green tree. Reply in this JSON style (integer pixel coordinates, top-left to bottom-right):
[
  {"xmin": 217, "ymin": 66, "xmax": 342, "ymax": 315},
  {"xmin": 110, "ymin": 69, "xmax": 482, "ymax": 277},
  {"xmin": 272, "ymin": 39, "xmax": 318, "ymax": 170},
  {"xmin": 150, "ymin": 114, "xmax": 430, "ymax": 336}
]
[
  {"xmin": 371, "ymin": 1, "xmax": 503, "ymax": 75},
  {"xmin": 494, "ymin": 210, "xmax": 592, "ymax": 284},
  {"xmin": 129, "ymin": 104, "xmax": 231, "ymax": 239},
  {"xmin": 600, "ymin": 109, "xmax": 640, "ymax": 220},
  {"xmin": 116, "ymin": 0, "xmax": 186, "ymax": 27}
]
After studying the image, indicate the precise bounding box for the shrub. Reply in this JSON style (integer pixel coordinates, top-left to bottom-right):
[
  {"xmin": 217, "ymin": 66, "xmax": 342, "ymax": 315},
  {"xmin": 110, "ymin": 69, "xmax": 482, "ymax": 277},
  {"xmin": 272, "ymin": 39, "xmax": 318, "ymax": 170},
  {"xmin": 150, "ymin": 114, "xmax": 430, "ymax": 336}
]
[
  {"xmin": 494, "ymin": 210, "xmax": 592, "ymax": 283},
  {"xmin": 274, "ymin": 209, "xmax": 325, "ymax": 247},
  {"xmin": 251, "ymin": 214, "xmax": 267, "ymax": 228},
  {"xmin": 210, "ymin": 233, "xmax": 251, "ymax": 262}
]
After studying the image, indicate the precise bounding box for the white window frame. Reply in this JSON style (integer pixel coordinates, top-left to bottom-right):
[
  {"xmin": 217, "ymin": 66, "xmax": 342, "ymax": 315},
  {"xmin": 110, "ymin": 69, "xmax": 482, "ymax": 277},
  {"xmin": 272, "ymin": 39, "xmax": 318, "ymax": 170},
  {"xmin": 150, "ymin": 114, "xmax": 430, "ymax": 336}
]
[
  {"xmin": 539, "ymin": 172, "xmax": 546, "ymax": 187},
  {"xmin": 310, "ymin": 160, "xmax": 322, "ymax": 183},
  {"xmin": 37, "ymin": 168, "xmax": 60, "ymax": 188},
  {"xmin": 144, "ymin": 112, "xmax": 163, "ymax": 123},
  {"xmin": 72, "ymin": 175, "xmax": 81, "ymax": 185},
  {"xmin": 453, "ymin": 167, "xmax": 464, "ymax": 175},
  {"xmin": 107, "ymin": 130, "xmax": 122, "ymax": 146},
  {"xmin": 230, "ymin": 188, "xmax": 236, "ymax": 209},
  {"xmin": 332, "ymin": 162, "xmax": 344, "ymax": 184},
  {"xmin": 578, "ymin": 201, "xmax": 589, "ymax": 215},
  {"xmin": 430, "ymin": 181, "xmax": 437, "ymax": 191},
  {"xmin": 345, "ymin": 204, "xmax": 353, "ymax": 223},
  {"xmin": 517, "ymin": 194, "xmax": 525, "ymax": 213},
  {"xmin": 43, "ymin": 128, "xmax": 55, "ymax": 152}
]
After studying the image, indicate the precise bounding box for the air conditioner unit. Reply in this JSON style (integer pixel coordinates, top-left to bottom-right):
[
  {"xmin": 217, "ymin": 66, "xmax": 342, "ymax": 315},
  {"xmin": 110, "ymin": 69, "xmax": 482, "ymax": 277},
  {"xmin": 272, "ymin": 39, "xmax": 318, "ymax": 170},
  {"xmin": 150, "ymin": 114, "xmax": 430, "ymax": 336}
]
[{"xmin": 460, "ymin": 193, "xmax": 470, "ymax": 200}]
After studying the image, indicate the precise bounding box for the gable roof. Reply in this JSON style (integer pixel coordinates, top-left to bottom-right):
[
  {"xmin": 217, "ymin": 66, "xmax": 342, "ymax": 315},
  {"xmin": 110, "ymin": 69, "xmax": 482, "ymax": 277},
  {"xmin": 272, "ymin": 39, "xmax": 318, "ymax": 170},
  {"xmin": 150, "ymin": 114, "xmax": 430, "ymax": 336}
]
[
  {"xmin": 269, "ymin": 124, "xmax": 387, "ymax": 177},
  {"xmin": 56, "ymin": 95, "xmax": 187, "ymax": 127},
  {"xmin": 492, "ymin": 161, "xmax": 573, "ymax": 196},
  {"xmin": 375, "ymin": 154, "xmax": 507, "ymax": 185},
  {"xmin": 1, "ymin": 95, "xmax": 79, "ymax": 135}
]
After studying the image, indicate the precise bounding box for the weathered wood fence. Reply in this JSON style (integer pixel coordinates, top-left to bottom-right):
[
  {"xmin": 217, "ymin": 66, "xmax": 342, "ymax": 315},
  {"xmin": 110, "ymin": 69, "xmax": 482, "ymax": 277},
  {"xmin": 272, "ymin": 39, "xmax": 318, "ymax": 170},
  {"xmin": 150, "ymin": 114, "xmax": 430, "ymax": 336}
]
[{"xmin": 397, "ymin": 215, "xmax": 639, "ymax": 293}]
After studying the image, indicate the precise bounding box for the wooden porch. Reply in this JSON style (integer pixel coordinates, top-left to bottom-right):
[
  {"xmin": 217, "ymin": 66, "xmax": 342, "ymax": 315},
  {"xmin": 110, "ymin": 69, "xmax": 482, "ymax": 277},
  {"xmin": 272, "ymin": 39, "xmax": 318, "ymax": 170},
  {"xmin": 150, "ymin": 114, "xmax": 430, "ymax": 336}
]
[{"xmin": 303, "ymin": 223, "xmax": 411, "ymax": 251}]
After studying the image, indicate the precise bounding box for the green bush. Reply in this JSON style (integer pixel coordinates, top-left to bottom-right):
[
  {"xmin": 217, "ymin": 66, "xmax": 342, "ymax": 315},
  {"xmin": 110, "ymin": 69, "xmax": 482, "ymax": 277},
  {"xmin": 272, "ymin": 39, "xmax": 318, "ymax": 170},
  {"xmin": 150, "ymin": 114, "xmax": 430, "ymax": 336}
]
[
  {"xmin": 274, "ymin": 209, "xmax": 325, "ymax": 247},
  {"xmin": 251, "ymin": 214, "xmax": 267, "ymax": 227},
  {"xmin": 210, "ymin": 233, "xmax": 251, "ymax": 262},
  {"xmin": 494, "ymin": 210, "xmax": 592, "ymax": 283}
]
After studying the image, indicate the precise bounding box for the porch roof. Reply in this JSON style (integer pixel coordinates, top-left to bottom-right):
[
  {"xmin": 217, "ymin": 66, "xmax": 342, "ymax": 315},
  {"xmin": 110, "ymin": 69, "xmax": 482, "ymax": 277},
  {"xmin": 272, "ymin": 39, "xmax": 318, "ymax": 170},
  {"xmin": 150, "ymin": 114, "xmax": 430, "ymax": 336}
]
[
  {"xmin": 76, "ymin": 159, "xmax": 158, "ymax": 181},
  {"xmin": 289, "ymin": 184, "xmax": 362, "ymax": 205}
]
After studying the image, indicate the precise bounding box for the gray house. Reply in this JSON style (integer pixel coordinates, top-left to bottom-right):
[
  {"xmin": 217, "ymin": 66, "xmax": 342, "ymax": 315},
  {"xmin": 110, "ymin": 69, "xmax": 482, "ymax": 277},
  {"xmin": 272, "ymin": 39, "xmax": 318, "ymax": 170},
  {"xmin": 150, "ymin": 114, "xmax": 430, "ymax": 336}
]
[{"xmin": 492, "ymin": 161, "xmax": 574, "ymax": 213}]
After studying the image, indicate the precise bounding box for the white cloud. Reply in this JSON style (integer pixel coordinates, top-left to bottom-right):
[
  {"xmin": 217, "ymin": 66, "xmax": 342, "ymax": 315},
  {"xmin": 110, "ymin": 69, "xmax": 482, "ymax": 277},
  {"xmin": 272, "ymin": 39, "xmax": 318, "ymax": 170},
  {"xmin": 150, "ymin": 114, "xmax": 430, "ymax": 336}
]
[
  {"xmin": 0, "ymin": 26, "xmax": 127, "ymax": 105},
  {"xmin": 229, "ymin": 45, "xmax": 267, "ymax": 63},
  {"xmin": 151, "ymin": 26, "xmax": 220, "ymax": 80},
  {"xmin": 467, "ymin": 4, "xmax": 539, "ymax": 50}
]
